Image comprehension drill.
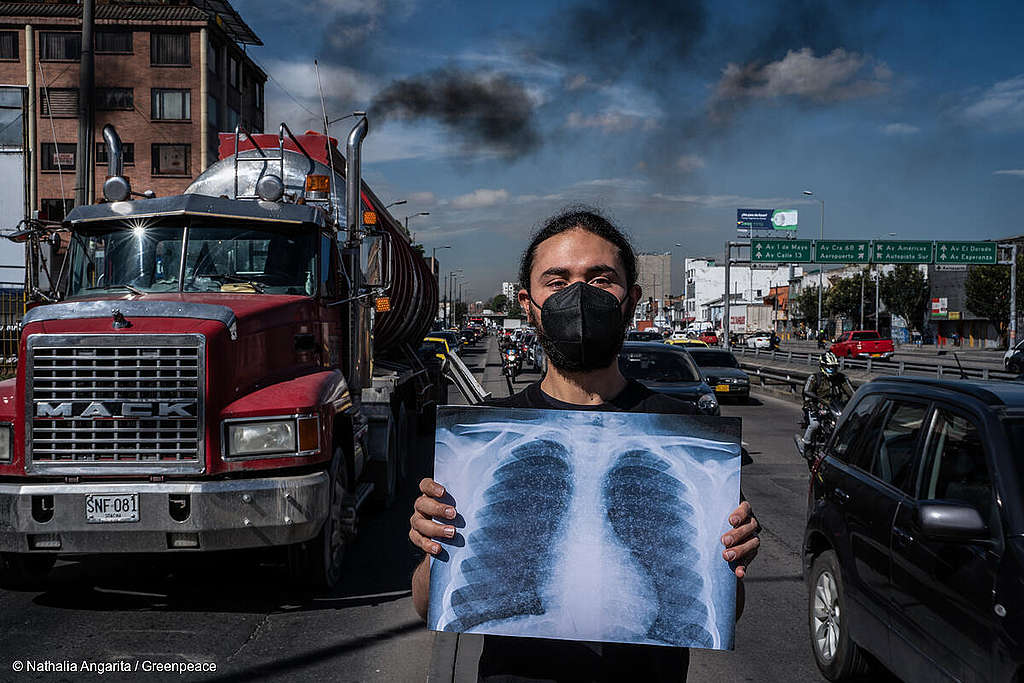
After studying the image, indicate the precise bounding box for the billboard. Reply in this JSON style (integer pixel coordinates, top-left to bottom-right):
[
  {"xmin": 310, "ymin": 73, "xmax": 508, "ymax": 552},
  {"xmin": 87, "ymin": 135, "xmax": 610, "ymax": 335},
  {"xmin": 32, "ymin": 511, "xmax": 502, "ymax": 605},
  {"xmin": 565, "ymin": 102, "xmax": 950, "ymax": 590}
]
[
  {"xmin": 931, "ymin": 297, "xmax": 948, "ymax": 319},
  {"xmin": 737, "ymin": 209, "xmax": 798, "ymax": 232}
]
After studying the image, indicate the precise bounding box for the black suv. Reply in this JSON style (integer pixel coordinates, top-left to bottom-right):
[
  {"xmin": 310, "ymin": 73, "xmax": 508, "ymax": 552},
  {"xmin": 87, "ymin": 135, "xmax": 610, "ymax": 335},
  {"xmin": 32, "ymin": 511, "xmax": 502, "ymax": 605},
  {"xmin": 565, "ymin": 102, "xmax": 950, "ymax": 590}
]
[{"xmin": 803, "ymin": 377, "xmax": 1024, "ymax": 682}]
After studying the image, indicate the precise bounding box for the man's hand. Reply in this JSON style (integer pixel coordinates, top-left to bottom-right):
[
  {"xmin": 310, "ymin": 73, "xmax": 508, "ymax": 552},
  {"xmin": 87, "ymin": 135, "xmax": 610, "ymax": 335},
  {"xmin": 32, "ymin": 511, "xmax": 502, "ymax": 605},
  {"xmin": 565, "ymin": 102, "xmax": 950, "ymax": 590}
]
[
  {"xmin": 721, "ymin": 500, "xmax": 760, "ymax": 579},
  {"xmin": 409, "ymin": 477, "xmax": 457, "ymax": 555}
]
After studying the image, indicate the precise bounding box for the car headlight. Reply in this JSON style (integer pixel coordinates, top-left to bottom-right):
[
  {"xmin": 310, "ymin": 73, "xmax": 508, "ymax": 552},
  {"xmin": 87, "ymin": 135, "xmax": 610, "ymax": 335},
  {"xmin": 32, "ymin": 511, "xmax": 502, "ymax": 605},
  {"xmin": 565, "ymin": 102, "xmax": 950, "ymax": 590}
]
[
  {"xmin": 697, "ymin": 393, "xmax": 719, "ymax": 413},
  {"xmin": 224, "ymin": 416, "xmax": 319, "ymax": 459},
  {"xmin": 0, "ymin": 423, "xmax": 11, "ymax": 462}
]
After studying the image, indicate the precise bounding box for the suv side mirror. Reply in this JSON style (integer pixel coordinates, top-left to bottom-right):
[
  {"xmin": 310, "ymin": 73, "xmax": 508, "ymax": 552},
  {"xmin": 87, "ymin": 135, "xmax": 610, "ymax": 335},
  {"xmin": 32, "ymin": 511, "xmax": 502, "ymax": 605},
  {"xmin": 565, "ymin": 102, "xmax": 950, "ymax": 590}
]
[{"xmin": 918, "ymin": 501, "xmax": 988, "ymax": 542}]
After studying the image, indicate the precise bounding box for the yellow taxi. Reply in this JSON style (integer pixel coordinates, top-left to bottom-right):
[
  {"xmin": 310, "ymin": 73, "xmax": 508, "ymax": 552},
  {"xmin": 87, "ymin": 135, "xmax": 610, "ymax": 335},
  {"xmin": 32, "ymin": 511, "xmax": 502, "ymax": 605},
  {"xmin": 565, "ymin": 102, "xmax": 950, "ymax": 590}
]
[
  {"xmin": 421, "ymin": 336, "xmax": 451, "ymax": 361},
  {"xmin": 665, "ymin": 338, "xmax": 709, "ymax": 348}
]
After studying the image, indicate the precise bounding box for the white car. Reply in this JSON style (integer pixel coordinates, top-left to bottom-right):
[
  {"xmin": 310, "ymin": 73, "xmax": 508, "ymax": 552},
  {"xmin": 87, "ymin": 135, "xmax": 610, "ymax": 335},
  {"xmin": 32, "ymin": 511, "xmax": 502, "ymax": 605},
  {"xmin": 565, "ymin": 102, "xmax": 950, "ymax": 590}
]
[
  {"xmin": 745, "ymin": 333, "xmax": 772, "ymax": 349},
  {"xmin": 1005, "ymin": 339, "xmax": 1024, "ymax": 370}
]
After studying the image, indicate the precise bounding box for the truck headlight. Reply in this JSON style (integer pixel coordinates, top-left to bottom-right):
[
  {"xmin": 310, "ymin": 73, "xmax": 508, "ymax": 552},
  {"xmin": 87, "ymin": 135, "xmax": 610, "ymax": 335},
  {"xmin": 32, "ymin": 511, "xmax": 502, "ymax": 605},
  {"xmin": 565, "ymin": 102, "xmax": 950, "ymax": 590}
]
[
  {"xmin": 0, "ymin": 423, "xmax": 10, "ymax": 462},
  {"xmin": 697, "ymin": 393, "xmax": 719, "ymax": 414},
  {"xmin": 224, "ymin": 416, "xmax": 319, "ymax": 459}
]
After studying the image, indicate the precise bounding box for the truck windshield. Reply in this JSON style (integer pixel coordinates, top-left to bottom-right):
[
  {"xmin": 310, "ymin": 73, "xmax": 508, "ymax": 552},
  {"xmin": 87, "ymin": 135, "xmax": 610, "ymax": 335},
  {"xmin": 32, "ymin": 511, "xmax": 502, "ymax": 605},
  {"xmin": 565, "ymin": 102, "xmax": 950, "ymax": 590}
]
[{"xmin": 68, "ymin": 222, "xmax": 318, "ymax": 297}]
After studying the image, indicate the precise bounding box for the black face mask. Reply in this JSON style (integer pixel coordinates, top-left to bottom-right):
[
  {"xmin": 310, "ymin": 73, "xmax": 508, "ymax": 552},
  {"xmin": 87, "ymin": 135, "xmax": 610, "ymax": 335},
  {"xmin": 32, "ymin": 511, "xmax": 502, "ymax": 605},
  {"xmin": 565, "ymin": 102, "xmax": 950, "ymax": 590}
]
[{"xmin": 530, "ymin": 282, "xmax": 630, "ymax": 372}]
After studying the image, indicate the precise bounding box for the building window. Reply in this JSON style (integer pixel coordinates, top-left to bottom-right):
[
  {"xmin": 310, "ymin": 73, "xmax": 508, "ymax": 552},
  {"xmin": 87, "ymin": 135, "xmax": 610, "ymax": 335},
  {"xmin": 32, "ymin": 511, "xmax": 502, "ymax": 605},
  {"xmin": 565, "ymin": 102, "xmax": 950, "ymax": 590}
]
[
  {"xmin": 0, "ymin": 31, "xmax": 17, "ymax": 60},
  {"xmin": 256, "ymin": 83, "xmax": 263, "ymax": 110},
  {"xmin": 228, "ymin": 56, "xmax": 239, "ymax": 88},
  {"xmin": 207, "ymin": 94, "xmax": 219, "ymax": 129},
  {"xmin": 151, "ymin": 89, "xmax": 190, "ymax": 120},
  {"xmin": 39, "ymin": 88, "xmax": 78, "ymax": 117},
  {"xmin": 41, "ymin": 142, "xmax": 76, "ymax": 171},
  {"xmin": 95, "ymin": 30, "xmax": 132, "ymax": 54},
  {"xmin": 40, "ymin": 198, "xmax": 73, "ymax": 221},
  {"xmin": 40, "ymin": 32, "xmax": 80, "ymax": 61},
  {"xmin": 152, "ymin": 143, "xmax": 190, "ymax": 176},
  {"xmin": 96, "ymin": 87, "xmax": 133, "ymax": 111},
  {"xmin": 207, "ymin": 40, "xmax": 220, "ymax": 75},
  {"xmin": 151, "ymin": 33, "xmax": 189, "ymax": 66},
  {"xmin": 226, "ymin": 105, "xmax": 239, "ymax": 131},
  {"xmin": 95, "ymin": 142, "xmax": 134, "ymax": 165}
]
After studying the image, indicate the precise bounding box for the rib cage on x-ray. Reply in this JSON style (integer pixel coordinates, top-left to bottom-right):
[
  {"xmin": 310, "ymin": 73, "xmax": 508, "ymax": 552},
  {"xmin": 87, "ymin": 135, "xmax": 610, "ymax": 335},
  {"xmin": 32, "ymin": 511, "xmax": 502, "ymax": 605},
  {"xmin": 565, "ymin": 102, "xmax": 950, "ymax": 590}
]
[
  {"xmin": 430, "ymin": 409, "xmax": 740, "ymax": 651},
  {"xmin": 446, "ymin": 440, "xmax": 574, "ymax": 632}
]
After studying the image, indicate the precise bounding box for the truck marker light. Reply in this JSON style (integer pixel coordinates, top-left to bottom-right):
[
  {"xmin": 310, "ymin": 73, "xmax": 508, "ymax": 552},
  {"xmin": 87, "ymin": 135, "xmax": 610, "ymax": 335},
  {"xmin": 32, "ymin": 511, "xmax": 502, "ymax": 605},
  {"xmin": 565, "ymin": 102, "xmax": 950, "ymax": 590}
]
[
  {"xmin": 362, "ymin": 210, "xmax": 377, "ymax": 226},
  {"xmin": 304, "ymin": 175, "xmax": 330, "ymax": 194},
  {"xmin": 375, "ymin": 297, "xmax": 391, "ymax": 313},
  {"xmin": 298, "ymin": 416, "xmax": 319, "ymax": 453}
]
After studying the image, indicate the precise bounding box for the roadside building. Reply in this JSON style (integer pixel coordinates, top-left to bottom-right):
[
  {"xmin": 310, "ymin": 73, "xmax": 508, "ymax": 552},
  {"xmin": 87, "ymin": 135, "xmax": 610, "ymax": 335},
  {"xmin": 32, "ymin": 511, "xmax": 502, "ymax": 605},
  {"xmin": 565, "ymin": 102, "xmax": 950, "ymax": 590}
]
[
  {"xmin": 684, "ymin": 258, "xmax": 796, "ymax": 324},
  {"xmin": 637, "ymin": 251, "xmax": 672, "ymax": 305},
  {"xmin": 0, "ymin": 0, "xmax": 265, "ymax": 221},
  {"xmin": 501, "ymin": 281, "xmax": 518, "ymax": 300}
]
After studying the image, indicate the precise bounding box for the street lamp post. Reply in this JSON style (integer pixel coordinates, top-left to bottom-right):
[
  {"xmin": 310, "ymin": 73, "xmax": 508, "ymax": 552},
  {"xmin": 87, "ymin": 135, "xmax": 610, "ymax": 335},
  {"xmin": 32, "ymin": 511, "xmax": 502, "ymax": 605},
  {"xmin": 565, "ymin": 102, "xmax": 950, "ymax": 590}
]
[
  {"xmin": 803, "ymin": 190, "xmax": 825, "ymax": 332},
  {"xmin": 431, "ymin": 244, "xmax": 451, "ymax": 280},
  {"xmin": 874, "ymin": 233, "xmax": 895, "ymax": 330},
  {"xmin": 446, "ymin": 270, "xmax": 461, "ymax": 328},
  {"xmin": 404, "ymin": 212, "xmax": 430, "ymax": 237},
  {"xmin": 384, "ymin": 199, "xmax": 407, "ymax": 210}
]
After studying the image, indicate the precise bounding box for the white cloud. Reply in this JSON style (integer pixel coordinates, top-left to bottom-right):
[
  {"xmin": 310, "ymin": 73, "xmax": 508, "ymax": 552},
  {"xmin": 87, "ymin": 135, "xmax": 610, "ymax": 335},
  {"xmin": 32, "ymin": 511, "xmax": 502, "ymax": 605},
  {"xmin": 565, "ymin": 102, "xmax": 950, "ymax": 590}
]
[
  {"xmin": 676, "ymin": 154, "xmax": 706, "ymax": 172},
  {"xmin": 450, "ymin": 188, "xmax": 510, "ymax": 209},
  {"xmin": 714, "ymin": 48, "xmax": 892, "ymax": 104},
  {"xmin": 407, "ymin": 191, "xmax": 436, "ymax": 204},
  {"xmin": 882, "ymin": 122, "xmax": 920, "ymax": 135},
  {"xmin": 994, "ymin": 169, "xmax": 1024, "ymax": 177},
  {"xmin": 566, "ymin": 110, "xmax": 658, "ymax": 133},
  {"xmin": 565, "ymin": 74, "xmax": 589, "ymax": 91},
  {"xmin": 960, "ymin": 75, "xmax": 1024, "ymax": 129},
  {"xmin": 652, "ymin": 193, "xmax": 796, "ymax": 208}
]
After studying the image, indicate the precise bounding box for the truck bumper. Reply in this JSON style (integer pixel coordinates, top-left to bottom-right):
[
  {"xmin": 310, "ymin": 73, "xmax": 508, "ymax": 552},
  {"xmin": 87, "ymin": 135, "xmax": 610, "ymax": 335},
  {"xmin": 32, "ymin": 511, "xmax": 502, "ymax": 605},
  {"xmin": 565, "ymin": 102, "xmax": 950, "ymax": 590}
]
[{"xmin": 0, "ymin": 473, "xmax": 328, "ymax": 553}]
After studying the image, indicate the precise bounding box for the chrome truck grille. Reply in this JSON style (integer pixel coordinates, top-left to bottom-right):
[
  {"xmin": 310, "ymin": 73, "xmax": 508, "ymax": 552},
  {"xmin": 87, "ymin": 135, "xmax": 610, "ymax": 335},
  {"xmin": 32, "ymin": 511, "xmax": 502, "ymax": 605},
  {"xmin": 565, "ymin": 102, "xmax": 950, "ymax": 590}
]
[{"xmin": 25, "ymin": 334, "xmax": 206, "ymax": 474}]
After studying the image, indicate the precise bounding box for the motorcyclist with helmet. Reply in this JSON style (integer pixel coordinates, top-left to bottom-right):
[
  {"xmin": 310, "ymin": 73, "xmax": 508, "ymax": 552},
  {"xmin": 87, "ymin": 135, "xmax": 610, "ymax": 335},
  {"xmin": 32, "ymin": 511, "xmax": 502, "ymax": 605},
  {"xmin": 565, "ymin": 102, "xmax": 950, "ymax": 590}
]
[{"xmin": 801, "ymin": 351, "xmax": 854, "ymax": 446}]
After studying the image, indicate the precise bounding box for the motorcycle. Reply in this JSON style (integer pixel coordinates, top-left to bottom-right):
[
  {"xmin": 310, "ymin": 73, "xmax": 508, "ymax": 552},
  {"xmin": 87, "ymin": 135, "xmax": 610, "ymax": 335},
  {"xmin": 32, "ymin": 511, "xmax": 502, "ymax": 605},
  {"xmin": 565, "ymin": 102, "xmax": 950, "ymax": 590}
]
[
  {"xmin": 502, "ymin": 347, "xmax": 521, "ymax": 384},
  {"xmin": 794, "ymin": 396, "xmax": 845, "ymax": 470}
]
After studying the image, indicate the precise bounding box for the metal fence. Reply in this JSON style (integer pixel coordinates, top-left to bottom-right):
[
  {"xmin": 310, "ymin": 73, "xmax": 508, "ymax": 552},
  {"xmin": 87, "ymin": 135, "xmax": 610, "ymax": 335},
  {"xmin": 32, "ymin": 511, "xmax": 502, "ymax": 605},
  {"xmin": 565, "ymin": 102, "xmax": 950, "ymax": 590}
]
[
  {"xmin": 0, "ymin": 265, "xmax": 26, "ymax": 378},
  {"xmin": 732, "ymin": 344, "xmax": 1019, "ymax": 394}
]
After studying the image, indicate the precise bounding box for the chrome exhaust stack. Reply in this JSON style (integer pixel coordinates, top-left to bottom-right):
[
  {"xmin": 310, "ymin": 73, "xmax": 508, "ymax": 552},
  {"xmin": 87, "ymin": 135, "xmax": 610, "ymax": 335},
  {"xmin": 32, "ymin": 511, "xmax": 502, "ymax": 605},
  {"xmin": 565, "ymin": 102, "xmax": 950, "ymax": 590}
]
[
  {"xmin": 345, "ymin": 116, "xmax": 368, "ymax": 244},
  {"xmin": 101, "ymin": 124, "xmax": 131, "ymax": 202}
]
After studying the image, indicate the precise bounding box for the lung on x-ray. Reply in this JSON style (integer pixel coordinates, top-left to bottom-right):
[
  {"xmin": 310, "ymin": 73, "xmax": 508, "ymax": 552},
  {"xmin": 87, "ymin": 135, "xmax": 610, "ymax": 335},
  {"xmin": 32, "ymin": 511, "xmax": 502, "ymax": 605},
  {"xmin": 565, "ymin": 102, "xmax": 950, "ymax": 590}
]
[{"xmin": 428, "ymin": 406, "xmax": 742, "ymax": 651}]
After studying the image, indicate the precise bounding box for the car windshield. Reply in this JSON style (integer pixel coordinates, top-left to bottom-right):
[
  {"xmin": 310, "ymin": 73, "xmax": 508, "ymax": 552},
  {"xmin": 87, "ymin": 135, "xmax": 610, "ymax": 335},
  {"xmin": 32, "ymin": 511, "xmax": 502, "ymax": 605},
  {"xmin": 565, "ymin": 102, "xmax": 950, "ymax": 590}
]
[
  {"xmin": 690, "ymin": 351, "xmax": 739, "ymax": 368},
  {"xmin": 851, "ymin": 331, "xmax": 881, "ymax": 340},
  {"xmin": 619, "ymin": 349, "xmax": 701, "ymax": 383},
  {"xmin": 68, "ymin": 221, "xmax": 318, "ymax": 297}
]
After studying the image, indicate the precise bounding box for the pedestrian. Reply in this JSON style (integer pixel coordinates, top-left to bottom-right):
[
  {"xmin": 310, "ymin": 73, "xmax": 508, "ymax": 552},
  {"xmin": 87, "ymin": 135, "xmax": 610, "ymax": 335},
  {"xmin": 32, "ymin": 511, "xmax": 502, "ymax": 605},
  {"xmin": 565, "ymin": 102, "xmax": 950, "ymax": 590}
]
[{"xmin": 409, "ymin": 208, "xmax": 760, "ymax": 682}]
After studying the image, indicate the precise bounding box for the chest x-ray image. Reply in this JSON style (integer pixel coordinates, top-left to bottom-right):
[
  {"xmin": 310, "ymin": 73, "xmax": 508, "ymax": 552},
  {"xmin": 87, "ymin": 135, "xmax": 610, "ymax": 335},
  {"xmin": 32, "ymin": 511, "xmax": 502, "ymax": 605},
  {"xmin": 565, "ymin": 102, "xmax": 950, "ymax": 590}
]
[{"xmin": 428, "ymin": 406, "xmax": 742, "ymax": 651}]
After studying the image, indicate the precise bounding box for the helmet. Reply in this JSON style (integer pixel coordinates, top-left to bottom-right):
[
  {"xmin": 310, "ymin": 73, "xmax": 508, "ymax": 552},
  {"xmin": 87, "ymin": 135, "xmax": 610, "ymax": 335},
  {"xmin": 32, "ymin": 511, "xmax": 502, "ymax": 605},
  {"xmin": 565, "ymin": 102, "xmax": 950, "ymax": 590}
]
[{"xmin": 820, "ymin": 352, "xmax": 839, "ymax": 375}]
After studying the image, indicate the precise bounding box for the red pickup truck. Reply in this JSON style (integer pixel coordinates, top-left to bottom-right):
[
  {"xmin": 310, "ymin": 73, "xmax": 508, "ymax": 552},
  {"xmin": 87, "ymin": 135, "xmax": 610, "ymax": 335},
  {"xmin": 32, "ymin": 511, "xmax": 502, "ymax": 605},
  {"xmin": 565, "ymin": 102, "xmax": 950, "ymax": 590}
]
[{"xmin": 830, "ymin": 330, "xmax": 895, "ymax": 359}]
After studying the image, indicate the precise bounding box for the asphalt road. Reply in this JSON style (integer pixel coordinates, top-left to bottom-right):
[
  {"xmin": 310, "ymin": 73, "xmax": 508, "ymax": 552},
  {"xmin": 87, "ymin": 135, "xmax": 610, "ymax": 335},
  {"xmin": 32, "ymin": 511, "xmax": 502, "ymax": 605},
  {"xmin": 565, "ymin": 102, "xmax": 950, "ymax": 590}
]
[{"xmin": 0, "ymin": 336, "xmax": 834, "ymax": 682}]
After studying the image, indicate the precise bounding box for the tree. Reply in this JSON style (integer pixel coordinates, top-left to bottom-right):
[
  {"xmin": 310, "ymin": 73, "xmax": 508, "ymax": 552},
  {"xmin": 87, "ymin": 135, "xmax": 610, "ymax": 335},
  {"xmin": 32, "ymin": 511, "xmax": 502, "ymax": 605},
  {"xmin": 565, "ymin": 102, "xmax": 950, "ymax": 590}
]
[
  {"xmin": 879, "ymin": 264, "xmax": 929, "ymax": 333},
  {"xmin": 793, "ymin": 285, "xmax": 821, "ymax": 328},
  {"xmin": 965, "ymin": 251, "xmax": 1024, "ymax": 346},
  {"xmin": 491, "ymin": 293, "xmax": 509, "ymax": 312}
]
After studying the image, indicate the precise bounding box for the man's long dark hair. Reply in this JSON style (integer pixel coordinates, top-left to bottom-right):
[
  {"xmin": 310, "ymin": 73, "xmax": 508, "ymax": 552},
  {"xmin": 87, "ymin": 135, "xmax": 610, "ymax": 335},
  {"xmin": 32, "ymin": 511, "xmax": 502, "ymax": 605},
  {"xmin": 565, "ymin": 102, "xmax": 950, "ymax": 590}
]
[{"xmin": 518, "ymin": 207, "xmax": 638, "ymax": 293}]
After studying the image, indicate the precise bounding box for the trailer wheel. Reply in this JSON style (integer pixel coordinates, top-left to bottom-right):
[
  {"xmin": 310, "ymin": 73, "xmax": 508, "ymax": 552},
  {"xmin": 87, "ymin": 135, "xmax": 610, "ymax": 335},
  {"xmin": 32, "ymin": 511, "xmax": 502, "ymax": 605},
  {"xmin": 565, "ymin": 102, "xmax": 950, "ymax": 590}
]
[
  {"xmin": 0, "ymin": 553, "xmax": 56, "ymax": 589},
  {"xmin": 369, "ymin": 417, "xmax": 398, "ymax": 509},
  {"xmin": 288, "ymin": 445, "xmax": 351, "ymax": 591}
]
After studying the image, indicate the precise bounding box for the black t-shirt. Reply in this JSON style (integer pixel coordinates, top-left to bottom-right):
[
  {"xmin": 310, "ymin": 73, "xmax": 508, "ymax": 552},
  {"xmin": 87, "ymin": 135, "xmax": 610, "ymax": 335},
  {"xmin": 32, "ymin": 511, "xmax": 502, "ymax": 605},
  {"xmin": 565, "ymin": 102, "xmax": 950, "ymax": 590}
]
[{"xmin": 476, "ymin": 379, "xmax": 695, "ymax": 683}]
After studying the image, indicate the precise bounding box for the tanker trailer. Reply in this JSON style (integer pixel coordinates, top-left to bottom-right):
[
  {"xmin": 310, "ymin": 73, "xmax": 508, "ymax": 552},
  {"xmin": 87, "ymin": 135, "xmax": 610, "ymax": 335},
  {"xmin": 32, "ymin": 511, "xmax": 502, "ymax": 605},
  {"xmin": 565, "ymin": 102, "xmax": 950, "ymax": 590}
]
[{"xmin": 0, "ymin": 119, "xmax": 437, "ymax": 589}]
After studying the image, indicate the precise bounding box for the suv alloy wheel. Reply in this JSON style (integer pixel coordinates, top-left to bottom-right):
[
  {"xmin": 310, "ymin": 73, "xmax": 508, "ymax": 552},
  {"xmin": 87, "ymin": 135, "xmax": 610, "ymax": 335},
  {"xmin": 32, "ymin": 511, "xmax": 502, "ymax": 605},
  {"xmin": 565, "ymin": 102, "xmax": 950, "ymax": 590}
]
[{"xmin": 809, "ymin": 551, "xmax": 872, "ymax": 680}]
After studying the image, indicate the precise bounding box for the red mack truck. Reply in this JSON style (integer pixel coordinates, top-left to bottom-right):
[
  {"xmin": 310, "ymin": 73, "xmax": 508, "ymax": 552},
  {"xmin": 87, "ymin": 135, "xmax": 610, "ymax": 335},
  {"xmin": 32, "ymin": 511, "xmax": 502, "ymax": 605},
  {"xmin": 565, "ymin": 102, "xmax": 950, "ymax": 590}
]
[{"xmin": 0, "ymin": 119, "xmax": 478, "ymax": 588}]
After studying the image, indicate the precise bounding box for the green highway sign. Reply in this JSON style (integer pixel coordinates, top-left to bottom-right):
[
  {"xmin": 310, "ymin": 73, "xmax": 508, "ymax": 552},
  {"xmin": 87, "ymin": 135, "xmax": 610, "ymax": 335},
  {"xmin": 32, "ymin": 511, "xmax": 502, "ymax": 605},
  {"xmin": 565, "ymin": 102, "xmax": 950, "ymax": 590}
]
[
  {"xmin": 751, "ymin": 238, "xmax": 812, "ymax": 263},
  {"xmin": 873, "ymin": 240, "xmax": 933, "ymax": 264},
  {"xmin": 934, "ymin": 241, "xmax": 997, "ymax": 265},
  {"xmin": 815, "ymin": 240, "xmax": 871, "ymax": 263}
]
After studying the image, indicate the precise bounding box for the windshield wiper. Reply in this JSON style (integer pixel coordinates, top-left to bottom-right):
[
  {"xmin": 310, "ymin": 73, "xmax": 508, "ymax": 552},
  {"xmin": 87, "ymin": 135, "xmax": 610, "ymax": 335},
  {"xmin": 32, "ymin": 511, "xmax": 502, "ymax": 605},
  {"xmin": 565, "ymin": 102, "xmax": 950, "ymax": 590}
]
[{"xmin": 85, "ymin": 284, "xmax": 143, "ymax": 295}]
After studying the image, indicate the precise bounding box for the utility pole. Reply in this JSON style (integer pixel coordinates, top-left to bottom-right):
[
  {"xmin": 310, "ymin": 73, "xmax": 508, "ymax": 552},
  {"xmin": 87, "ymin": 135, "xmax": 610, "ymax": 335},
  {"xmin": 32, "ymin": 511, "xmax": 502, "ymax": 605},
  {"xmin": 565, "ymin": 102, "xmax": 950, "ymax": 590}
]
[
  {"xmin": 1010, "ymin": 243, "xmax": 1018, "ymax": 349},
  {"xmin": 75, "ymin": 0, "xmax": 95, "ymax": 206},
  {"xmin": 859, "ymin": 269, "xmax": 865, "ymax": 328},
  {"xmin": 723, "ymin": 241, "xmax": 732, "ymax": 350}
]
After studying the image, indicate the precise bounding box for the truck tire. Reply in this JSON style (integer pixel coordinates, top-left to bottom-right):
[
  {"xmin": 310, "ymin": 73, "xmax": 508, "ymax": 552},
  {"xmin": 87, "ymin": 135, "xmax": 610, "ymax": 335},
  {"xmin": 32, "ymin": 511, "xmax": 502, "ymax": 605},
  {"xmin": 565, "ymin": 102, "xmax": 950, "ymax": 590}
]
[
  {"xmin": 0, "ymin": 553, "xmax": 56, "ymax": 589},
  {"xmin": 368, "ymin": 416, "xmax": 398, "ymax": 509},
  {"xmin": 288, "ymin": 446, "xmax": 351, "ymax": 591}
]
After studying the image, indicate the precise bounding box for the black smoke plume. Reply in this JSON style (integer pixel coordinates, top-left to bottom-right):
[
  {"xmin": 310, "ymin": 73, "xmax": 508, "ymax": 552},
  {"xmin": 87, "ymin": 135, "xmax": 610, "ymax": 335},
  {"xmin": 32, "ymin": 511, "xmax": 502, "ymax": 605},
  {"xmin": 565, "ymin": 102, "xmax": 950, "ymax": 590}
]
[{"xmin": 370, "ymin": 69, "xmax": 540, "ymax": 160}]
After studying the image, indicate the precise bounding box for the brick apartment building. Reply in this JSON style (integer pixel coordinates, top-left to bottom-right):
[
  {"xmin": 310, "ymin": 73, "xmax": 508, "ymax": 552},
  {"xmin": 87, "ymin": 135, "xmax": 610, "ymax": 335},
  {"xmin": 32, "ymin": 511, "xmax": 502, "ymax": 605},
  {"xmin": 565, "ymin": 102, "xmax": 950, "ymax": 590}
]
[{"xmin": 0, "ymin": 0, "xmax": 265, "ymax": 221}]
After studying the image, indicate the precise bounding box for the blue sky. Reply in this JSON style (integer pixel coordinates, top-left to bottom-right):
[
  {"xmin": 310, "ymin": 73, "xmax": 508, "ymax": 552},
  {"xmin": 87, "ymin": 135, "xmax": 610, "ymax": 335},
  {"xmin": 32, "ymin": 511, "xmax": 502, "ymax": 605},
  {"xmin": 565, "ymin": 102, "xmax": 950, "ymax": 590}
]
[{"xmin": 235, "ymin": 0, "xmax": 1024, "ymax": 300}]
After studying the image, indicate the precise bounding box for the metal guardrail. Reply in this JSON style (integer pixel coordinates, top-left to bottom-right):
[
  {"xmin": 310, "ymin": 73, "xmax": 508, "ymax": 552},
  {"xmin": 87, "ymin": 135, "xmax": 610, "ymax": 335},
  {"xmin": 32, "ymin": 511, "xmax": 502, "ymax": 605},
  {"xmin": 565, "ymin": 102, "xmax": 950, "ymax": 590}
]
[
  {"xmin": 732, "ymin": 345, "xmax": 1019, "ymax": 394},
  {"xmin": 442, "ymin": 351, "xmax": 491, "ymax": 405}
]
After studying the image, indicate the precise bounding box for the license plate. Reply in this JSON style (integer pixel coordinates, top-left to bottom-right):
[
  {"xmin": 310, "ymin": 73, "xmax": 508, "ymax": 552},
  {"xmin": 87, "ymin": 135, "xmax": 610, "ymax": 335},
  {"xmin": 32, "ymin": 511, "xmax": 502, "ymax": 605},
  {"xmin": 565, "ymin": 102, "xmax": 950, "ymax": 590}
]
[
  {"xmin": 715, "ymin": 384, "xmax": 730, "ymax": 392},
  {"xmin": 85, "ymin": 494, "xmax": 140, "ymax": 523}
]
